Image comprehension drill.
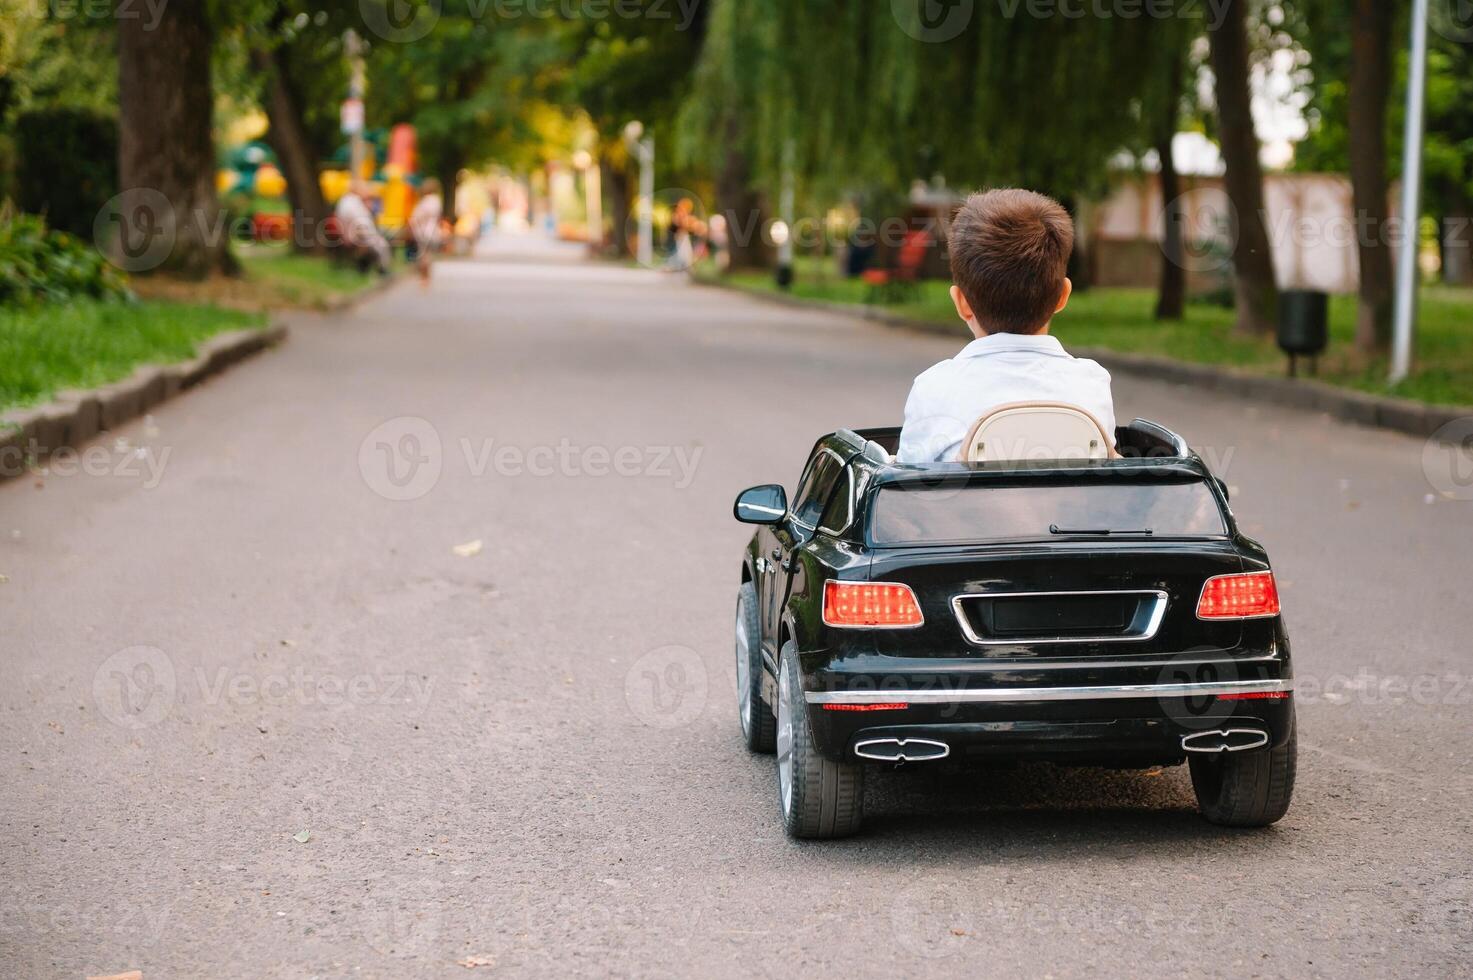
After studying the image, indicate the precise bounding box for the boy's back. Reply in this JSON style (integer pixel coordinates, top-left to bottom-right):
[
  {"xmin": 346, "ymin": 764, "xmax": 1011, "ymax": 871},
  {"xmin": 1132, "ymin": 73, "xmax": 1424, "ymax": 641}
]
[{"xmin": 895, "ymin": 188, "xmax": 1116, "ymax": 464}]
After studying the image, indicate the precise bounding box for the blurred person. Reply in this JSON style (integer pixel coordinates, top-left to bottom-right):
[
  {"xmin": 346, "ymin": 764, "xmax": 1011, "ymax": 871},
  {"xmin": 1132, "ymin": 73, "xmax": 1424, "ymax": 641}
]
[
  {"xmin": 335, "ymin": 180, "xmax": 391, "ymax": 274},
  {"xmin": 665, "ymin": 197, "xmax": 696, "ymax": 272},
  {"xmin": 896, "ymin": 189, "xmax": 1116, "ymax": 464},
  {"xmin": 408, "ymin": 178, "xmax": 444, "ymax": 284}
]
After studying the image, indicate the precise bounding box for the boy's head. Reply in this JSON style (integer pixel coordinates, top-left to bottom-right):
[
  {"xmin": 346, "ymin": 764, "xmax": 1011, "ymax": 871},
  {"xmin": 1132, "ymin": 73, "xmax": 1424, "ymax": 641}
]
[{"xmin": 948, "ymin": 189, "xmax": 1074, "ymax": 336}]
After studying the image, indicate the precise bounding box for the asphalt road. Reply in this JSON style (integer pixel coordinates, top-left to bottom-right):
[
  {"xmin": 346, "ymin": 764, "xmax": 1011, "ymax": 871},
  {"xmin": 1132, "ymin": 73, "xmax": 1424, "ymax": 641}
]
[{"xmin": 3, "ymin": 241, "xmax": 1471, "ymax": 979}]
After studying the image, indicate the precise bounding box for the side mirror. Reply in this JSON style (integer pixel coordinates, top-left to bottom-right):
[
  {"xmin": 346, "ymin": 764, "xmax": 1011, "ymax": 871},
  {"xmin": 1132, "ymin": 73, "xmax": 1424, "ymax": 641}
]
[{"xmin": 734, "ymin": 484, "xmax": 788, "ymax": 525}]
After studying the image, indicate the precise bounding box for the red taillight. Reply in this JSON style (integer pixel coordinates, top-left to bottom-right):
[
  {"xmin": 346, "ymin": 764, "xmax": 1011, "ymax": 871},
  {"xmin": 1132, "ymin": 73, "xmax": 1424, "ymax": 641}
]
[
  {"xmin": 1217, "ymin": 691, "xmax": 1291, "ymax": 701},
  {"xmin": 1196, "ymin": 571, "xmax": 1281, "ymax": 620},
  {"xmin": 823, "ymin": 581, "xmax": 924, "ymax": 628},
  {"xmin": 820, "ymin": 703, "xmax": 910, "ymax": 712}
]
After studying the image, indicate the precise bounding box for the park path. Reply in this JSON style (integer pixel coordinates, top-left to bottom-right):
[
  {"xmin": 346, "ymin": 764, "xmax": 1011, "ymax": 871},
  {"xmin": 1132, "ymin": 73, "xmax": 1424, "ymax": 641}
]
[{"xmin": 2, "ymin": 239, "xmax": 1471, "ymax": 978}]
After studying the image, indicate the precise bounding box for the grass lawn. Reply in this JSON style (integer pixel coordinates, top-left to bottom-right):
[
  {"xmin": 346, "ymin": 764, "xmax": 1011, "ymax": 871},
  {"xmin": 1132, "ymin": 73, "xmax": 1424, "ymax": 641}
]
[
  {"xmin": 711, "ymin": 260, "xmax": 1473, "ymax": 408},
  {"xmin": 130, "ymin": 242, "xmax": 398, "ymax": 312},
  {"xmin": 0, "ymin": 299, "xmax": 264, "ymax": 412}
]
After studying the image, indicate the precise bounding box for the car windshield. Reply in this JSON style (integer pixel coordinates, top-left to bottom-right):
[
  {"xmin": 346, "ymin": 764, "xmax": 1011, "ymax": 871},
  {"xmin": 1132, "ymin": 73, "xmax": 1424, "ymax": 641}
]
[{"xmin": 868, "ymin": 480, "xmax": 1228, "ymax": 546}]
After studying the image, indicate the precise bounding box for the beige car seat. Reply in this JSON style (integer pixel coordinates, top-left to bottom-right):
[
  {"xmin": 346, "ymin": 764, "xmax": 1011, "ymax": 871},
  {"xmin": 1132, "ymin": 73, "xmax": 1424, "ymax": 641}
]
[{"xmin": 957, "ymin": 401, "xmax": 1115, "ymax": 462}]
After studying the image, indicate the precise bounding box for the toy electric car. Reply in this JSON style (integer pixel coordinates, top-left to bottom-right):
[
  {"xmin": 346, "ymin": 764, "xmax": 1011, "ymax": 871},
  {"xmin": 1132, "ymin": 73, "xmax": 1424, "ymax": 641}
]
[{"xmin": 732, "ymin": 419, "xmax": 1295, "ymax": 839}]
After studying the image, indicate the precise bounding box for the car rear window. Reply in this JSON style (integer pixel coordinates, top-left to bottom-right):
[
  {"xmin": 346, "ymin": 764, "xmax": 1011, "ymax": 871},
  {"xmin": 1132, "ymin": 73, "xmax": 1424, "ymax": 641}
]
[{"xmin": 868, "ymin": 480, "xmax": 1228, "ymax": 546}]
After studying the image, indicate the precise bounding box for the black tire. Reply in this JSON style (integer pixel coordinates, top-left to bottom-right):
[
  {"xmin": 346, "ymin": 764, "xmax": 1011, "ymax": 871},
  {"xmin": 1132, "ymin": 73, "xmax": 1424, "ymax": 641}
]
[
  {"xmin": 776, "ymin": 642, "xmax": 864, "ymax": 839},
  {"xmin": 1189, "ymin": 711, "xmax": 1297, "ymax": 827},
  {"xmin": 735, "ymin": 582, "xmax": 775, "ymax": 753}
]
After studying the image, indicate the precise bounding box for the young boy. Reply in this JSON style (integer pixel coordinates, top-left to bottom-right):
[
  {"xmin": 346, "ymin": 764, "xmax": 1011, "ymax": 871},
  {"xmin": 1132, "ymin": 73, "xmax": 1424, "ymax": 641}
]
[{"xmin": 896, "ymin": 189, "xmax": 1116, "ymax": 464}]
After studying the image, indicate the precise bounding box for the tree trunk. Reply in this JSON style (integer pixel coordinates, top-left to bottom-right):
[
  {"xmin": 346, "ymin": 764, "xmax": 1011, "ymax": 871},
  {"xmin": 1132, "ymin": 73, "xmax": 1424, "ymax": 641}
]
[
  {"xmin": 717, "ymin": 118, "xmax": 770, "ymax": 271},
  {"xmin": 116, "ymin": 0, "xmax": 233, "ymax": 278},
  {"xmin": 1207, "ymin": 0, "xmax": 1277, "ymax": 335},
  {"xmin": 1441, "ymin": 198, "xmax": 1473, "ymax": 286},
  {"xmin": 602, "ymin": 148, "xmax": 632, "ymax": 258},
  {"xmin": 253, "ymin": 43, "xmax": 330, "ymax": 256},
  {"xmin": 437, "ymin": 149, "xmax": 462, "ymax": 227},
  {"xmin": 1348, "ymin": 0, "xmax": 1395, "ymax": 351},
  {"xmin": 1155, "ymin": 53, "xmax": 1186, "ymax": 320}
]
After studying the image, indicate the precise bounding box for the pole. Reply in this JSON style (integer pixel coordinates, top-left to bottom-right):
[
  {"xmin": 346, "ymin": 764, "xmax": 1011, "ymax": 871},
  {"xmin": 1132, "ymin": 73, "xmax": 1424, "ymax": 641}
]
[
  {"xmin": 776, "ymin": 140, "xmax": 795, "ymax": 287},
  {"xmin": 1391, "ymin": 0, "xmax": 1430, "ymax": 384},
  {"xmin": 637, "ymin": 137, "xmax": 654, "ymax": 267},
  {"xmin": 345, "ymin": 29, "xmax": 367, "ymax": 180}
]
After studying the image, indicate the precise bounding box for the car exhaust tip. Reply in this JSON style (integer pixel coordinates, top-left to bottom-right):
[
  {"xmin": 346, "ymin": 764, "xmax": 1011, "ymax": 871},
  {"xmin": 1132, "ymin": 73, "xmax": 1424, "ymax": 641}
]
[
  {"xmin": 853, "ymin": 737, "xmax": 951, "ymax": 763},
  {"xmin": 1181, "ymin": 728, "xmax": 1270, "ymax": 754}
]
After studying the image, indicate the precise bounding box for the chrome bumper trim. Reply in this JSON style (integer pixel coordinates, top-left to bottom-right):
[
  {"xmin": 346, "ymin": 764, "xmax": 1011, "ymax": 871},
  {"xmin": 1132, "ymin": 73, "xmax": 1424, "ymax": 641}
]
[{"xmin": 804, "ymin": 678, "xmax": 1294, "ymax": 705}]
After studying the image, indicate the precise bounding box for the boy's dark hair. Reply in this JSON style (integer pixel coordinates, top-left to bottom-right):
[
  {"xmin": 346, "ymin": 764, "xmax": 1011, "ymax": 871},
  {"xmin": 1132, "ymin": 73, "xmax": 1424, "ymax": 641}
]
[{"xmin": 948, "ymin": 189, "xmax": 1074, "ymax": 334}]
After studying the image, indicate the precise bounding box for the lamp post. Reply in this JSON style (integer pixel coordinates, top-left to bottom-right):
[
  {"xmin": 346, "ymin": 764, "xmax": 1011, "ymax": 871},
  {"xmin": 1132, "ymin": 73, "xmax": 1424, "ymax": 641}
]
[
  {"xmin": 774, "ymin": 139, "xmax": 795, "ymax": 289},
  {"xmin": 343, "ymin": 29, "xmax": 368, "ymax": 181},
  {"xmin": 623, "ymin": 121, "xmax": 654, "ymax": 267},
  {"xmin": 1390, "ymin": 0, "xmax": 1430, "ymax": 385}
]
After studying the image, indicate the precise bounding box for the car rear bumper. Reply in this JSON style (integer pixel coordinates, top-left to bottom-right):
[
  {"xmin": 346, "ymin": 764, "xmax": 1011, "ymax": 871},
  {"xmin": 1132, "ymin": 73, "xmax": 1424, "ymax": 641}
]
[{"xmin": 802, "ymin": 679, "xmax": 1295, "ymax": 766}]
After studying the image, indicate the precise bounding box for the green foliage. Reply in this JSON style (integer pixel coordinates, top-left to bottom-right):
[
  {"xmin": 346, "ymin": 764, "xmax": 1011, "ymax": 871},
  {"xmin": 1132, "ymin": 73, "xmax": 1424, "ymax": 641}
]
[
  {"xmin": 13, "ymin": 107, "xmax": 118, "ymax": 237},
  {"xmin": 0, "ymin": 211, "xmax": 131, "ymax": 306},
  {"xmin": 679, "ymin": 1, "xmax": 1195, "ymax": 203}
]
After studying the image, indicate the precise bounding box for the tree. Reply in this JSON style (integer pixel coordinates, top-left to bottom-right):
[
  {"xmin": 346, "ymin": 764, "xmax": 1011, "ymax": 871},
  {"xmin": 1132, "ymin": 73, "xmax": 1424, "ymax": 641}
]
[
  {"xmin": 1346, "ymin": 0, "xmax": 1395, "ymax": 351},
  {"xmin": 116, "ymin": 0, "xmax": 234, "ymax": 277},
  {"xmin": 1207, "ymin": 0, "xmax": 1278, "ymax": 335},
  {"xmin": 1154, "ymin": 51, "xmax": 1188, "ymax": 321}
]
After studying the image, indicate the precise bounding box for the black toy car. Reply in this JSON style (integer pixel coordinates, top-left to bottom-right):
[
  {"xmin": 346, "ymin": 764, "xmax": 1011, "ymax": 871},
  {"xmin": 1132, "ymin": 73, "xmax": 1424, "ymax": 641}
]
[{"xmin": 733, "ymin": 420, "xmax": 1295, "ymax": 839}]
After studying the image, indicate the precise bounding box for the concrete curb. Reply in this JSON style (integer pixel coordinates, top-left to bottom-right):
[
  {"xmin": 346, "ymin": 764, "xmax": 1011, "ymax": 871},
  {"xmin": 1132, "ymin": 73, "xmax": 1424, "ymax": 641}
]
[
  {"xmin": 692, "ymin": 277, "xmax": 1472, "ymax": 442},
  {"xmin": 0, "ymin": 323, "xmax": 289, "ymax": 483}
]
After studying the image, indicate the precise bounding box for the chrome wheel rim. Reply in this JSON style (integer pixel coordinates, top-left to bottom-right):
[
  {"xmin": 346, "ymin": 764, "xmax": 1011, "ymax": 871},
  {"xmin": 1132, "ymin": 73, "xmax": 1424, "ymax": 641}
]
[
  {"xmin": 735, "ymin": 595, "xmax": 752, "ymax": 735},
  {"xmin": 777, "ymin": 658, "xmax": 794, "ymax": 815}
]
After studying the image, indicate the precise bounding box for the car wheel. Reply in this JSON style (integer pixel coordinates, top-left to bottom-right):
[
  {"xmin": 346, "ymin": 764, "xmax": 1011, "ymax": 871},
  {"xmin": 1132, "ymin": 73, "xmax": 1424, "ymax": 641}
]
[
  {"xmin": 776, "ymin": 641, "xmax": 863, "ymax": 839},
  {"xmin": 1189, "ymin": 709, "xmax": 1297, "ymax": 828},
  {"xmin": 735, "ymin": 582, "xmax": 775, "ymax": 752}
]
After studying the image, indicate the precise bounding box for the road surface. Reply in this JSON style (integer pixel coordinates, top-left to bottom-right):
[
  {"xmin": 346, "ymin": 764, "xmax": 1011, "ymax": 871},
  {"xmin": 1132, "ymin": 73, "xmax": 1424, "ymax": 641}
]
[{"xmin": 3, "ymin": 242, "xmax": 1471, "ymax": 978}]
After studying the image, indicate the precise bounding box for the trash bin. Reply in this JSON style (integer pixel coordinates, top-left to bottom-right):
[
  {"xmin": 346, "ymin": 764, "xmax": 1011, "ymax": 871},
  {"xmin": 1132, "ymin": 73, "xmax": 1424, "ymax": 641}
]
[{"xmin": 1278, "ymin": 290, "xmax": 1328, "ymax": 377}]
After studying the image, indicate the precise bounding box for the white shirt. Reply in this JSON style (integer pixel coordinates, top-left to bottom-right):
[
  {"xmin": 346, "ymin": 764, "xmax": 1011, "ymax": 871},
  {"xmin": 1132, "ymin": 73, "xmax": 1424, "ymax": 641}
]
[{"xmin": 896, "ymin": 332, "xmax": 1116, "ymax": 464}]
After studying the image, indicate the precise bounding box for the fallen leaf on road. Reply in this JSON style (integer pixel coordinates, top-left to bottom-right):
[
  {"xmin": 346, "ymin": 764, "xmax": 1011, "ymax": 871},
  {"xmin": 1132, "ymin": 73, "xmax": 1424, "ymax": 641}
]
[
  {"xmin": 457, "ymin": 955, "xmax": 495, "ymax": 968},
  {"xmin": 453, "ymin": 539, "xmax": 483, "ymax": 558},
  {"xmin": 292, "ymin": 829, "xmax": 310, "ymax": 843},
  {"xmin": 0, "ymin": 574, "xmax": 8, "ymax": 584},
  {"xmin": 87, "ymin": 972, "xmax": 142, "ymax": 980}
]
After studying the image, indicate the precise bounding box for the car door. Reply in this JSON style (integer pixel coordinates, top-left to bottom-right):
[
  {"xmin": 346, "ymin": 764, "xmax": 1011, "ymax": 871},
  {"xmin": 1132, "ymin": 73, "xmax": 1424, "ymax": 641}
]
[{"xmin": 762, "ymin": 446, "xmax": 847, "ymax": 661}]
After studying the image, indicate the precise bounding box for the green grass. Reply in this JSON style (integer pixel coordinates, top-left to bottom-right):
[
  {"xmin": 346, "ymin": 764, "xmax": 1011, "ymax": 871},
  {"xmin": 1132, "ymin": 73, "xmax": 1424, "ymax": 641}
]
[
  {"xmin": 236, "ymin": 243, "xmax": 395, "ymax": 308},
  {"xmin": 713, "ymin": 259, "xmax": 1473, "ymax": 407},
  {"xmin": 0, "ymin": 299, "xmax": 263, "ymax": 412}
]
